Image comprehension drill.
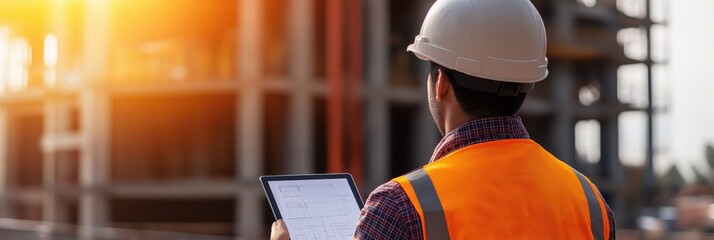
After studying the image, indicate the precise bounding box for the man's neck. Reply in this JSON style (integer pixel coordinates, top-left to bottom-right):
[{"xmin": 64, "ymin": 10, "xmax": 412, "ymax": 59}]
[{"xmin": 442, "ymin": 109, "xmax": 475, "ymax": 135}]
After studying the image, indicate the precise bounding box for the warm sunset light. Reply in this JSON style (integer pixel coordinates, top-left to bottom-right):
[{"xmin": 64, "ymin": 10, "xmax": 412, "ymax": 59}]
[
  {"xmin": 43, "ymin": 33, "xmax": 57, "ymax": 86},
  {"xmin": 8, "ymin": 37, "xmax": 30, "ymax": 92},
  {"xmin": 2, "ymin": 0, "xmax": 714, "ymax": 239},
  {"xmin": 0, "ymin": 26, "xmax": 8, "ymax": 93}
]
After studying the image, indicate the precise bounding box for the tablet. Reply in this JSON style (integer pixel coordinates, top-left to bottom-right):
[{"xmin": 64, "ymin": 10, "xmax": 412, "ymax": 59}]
[{"xmin": 260, "ymin": 173, "xmax": 364, "ymax": 239}]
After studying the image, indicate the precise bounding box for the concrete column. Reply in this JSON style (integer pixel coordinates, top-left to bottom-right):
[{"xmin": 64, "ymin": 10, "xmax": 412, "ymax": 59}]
[
  {"xmin": 643, "ymin": 0, "xmax": 657, "ymax": 207},
  {"xmin": 364, "ymin": 0, "xmax": 390, "ymax": 191},
  {"xmin": 42, "ymin": 0, "xmax": 78, "ymax": 227},
  {"xmin": 80, "ymin": 0, "xmax": 111, "ymax": 238},
  {"xmin": 42, "ymin": 98, "xmax": 71, "ymax": 229},
  {"xmin": 554, "ymin": 0, "xmax": 575, "ymax": 42},
  {"xmin": 236, "ymin": 0, "xmax": 264, "ymax": 238},
  {"xmin": 287, "ymin": 0, "xmax": 315, "ymax": 174},
  {"xmin": 79, "ymin": 90, "xmax": 110, "ymax": 239},
  {"xmin": 549, "ymin": 62, "xmax": 578, "ymax": 169},
  {"xmin": 601, "ymin": 63, "xmax": 625, "ymax": 224},
  {"xmin": 599, "ymin": 0, "xmax": 626, "ymax": 223},
  {"xmin": 413, "ymin": 1, "xmax": 438, "ymax": 172},
  {"xmin": 0, "ymin": 108, "xmax": 10, "ymax": 218}
]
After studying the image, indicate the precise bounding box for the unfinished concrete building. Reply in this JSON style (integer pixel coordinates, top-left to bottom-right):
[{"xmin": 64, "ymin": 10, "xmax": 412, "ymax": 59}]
[{"xmin": 0, "ymin": 0, "xmax": 664, "ymax": 238}]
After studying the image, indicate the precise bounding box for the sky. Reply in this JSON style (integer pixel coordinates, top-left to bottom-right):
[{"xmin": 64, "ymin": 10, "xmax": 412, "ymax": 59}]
[{"xmin": 664, "ymin": 0, "xmax": 714, "ymax": 180}]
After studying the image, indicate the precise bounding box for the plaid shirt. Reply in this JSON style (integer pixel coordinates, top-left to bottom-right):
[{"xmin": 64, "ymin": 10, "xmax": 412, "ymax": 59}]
[{"xmin": 353, "ymin": 115, "xmax": 616, "ymax": 239}]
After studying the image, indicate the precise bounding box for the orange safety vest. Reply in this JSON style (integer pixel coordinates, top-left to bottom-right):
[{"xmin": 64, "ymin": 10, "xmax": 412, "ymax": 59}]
[{"xmin": 394, "ymin": 139, "xmax": 611, "ymax": 240}]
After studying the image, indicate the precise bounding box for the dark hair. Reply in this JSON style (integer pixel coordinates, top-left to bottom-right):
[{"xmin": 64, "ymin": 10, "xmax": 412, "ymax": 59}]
[{"xmin": 429, "ymin": 62, "xmax": 527, "ymax": 118}]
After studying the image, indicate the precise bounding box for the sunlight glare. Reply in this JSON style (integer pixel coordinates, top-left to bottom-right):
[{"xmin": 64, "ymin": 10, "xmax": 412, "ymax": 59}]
[
  {"xmin": 577, "ymin": 0, "xmax": 597, "ymax": 7},
  {"xmin": 0, "ymin": 27, "xmax": 9, "ymax": 93},
  {"xmin": 617, "ymin": 0, "xmax": 646, "ymax": 18},
  {"xmin": 576, "ymin": 120, "xmax": 601, "ymax": 163},
  {"xmin": 8, "ymin": 38, "xmax": 31, "ymax": 92},
  {"xmin": 44, "ymin": 34, "xmax": 58, "ymax": 67},
  {"xmin": 44, "ymin": 33, "xmax": 58, "ymax": 86}
]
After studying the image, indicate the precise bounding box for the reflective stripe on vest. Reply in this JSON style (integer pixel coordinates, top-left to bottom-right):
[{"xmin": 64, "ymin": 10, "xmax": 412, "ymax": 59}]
[
  {"xmin": 571, "ymin": 168, "xmax": 605, "ymax": 240},
  {"xmin": 405, "ymin": 169, "xmax": 451, "ymax": 240}
]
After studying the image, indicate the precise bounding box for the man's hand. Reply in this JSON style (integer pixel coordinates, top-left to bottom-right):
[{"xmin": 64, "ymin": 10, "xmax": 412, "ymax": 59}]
[{"xmin": 270, "ymin": 219, "xmax": 290, "ymax": 240}]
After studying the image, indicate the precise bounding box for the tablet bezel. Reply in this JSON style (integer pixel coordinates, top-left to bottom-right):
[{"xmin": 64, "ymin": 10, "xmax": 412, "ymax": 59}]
[{"xmin": 260, "ymin": 173, "xmax": 364, "ymax": 220}]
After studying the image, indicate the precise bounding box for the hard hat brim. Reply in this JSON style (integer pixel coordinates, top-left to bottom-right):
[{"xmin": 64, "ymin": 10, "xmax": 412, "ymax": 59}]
[{"xmin": 407, "ymin": 44, "xmax": 430, "ymax": 61}]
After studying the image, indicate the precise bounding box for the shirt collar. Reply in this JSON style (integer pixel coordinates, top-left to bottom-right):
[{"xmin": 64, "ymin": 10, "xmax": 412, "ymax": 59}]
[{"xmin": 429, "ymin": 115, "xmax": 530, "ymax": 162}]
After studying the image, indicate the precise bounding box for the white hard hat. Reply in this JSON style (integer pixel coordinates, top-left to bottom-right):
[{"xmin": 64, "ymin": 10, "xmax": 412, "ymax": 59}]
[{"xmin": 407, "ymin": 0, "xmax": 548, "ymax": 84}]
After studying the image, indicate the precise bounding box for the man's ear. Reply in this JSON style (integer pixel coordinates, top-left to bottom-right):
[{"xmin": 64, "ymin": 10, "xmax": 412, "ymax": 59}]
[{"xmin": 435, "ymin": 68, "xmax": 451, "ymax": 101}]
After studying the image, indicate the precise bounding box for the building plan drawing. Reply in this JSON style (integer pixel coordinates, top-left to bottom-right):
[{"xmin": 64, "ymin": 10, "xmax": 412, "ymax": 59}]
[{"xmin": 268, "ymin": 178, "xmax": 362, "ymax": 240}]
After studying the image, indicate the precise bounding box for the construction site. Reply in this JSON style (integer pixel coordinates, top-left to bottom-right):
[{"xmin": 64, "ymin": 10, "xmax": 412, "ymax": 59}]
[{"xmin": 0, "ymin": 0, "xmax": 676, "ymax": 239}]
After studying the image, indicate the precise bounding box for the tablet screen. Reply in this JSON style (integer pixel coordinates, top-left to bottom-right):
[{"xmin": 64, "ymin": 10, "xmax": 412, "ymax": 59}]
[{"xmin": 261, "ymin": 174, "xmax": 363, "ymax": 240}]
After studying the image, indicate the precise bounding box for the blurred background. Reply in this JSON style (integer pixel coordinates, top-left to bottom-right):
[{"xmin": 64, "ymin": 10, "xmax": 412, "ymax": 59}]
[{"xmin": 0, "ymin": 0, "xmax": 712, "ymax": 239}]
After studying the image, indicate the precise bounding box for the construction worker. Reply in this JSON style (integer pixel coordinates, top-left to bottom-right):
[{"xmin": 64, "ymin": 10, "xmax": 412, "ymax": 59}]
[{"xmin": 271, "ymin": 0, "xmax": 615, "ymax": 239}]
